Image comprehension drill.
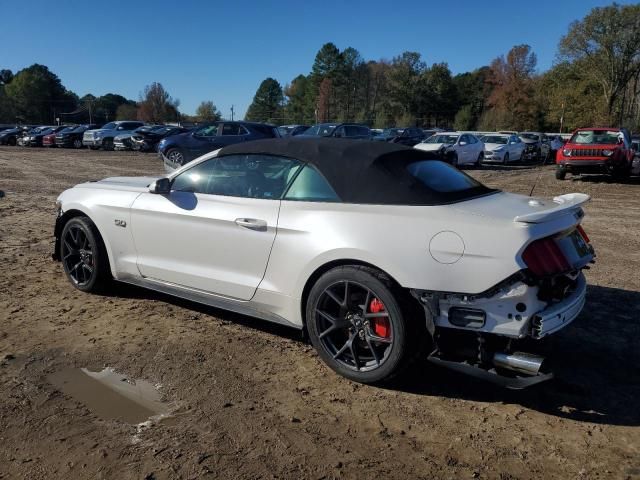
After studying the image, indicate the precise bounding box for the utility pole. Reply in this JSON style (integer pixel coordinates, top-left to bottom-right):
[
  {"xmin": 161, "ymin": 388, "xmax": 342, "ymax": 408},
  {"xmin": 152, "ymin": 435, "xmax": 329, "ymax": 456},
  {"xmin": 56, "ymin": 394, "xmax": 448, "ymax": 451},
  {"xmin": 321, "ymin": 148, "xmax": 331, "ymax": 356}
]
[{"xmin": 230, "ymin": 105, "xmax": 235, "ymax": 121}]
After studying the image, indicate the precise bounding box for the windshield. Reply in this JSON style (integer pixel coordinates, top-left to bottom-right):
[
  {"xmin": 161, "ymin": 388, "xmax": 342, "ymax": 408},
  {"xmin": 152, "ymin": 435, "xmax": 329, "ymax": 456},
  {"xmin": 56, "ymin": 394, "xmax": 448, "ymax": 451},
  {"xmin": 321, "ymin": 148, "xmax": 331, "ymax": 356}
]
[
  {"xmin": 481, "ymin": 135, "xmax": 508, "ymax": 145},
  {"xmin": 382, "ymin": 128, "xmax": 403, "ymax": 137},
  {"xmin": 59, "ymin": 126, "xmax": 76, "ymax": 133},
  {"xmin": 151, "ymin": 126, "xmax": 176, "ymax": 135},
  {"xmin": 570, "ymin": 130, "xmax": 622, "ymax": 145},
  {"xmin": 520, "ymin": 133, "xmax": 540, "ymax": 141},
  {"xmin": 304, "ymin": 124, "xmax": 337, "ymax": 136},
  {"xmin": 425, "ymin": 134, "xmax": 458, "ymax": 144}
]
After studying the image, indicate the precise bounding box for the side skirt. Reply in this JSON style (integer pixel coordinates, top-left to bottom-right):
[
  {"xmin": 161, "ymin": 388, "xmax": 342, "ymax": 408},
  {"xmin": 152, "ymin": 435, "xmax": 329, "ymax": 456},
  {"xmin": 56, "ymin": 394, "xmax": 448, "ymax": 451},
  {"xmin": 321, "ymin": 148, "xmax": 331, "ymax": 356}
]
[{"xmin": 118, "ymin": 276, "xmax": 302, "ymax": 330}]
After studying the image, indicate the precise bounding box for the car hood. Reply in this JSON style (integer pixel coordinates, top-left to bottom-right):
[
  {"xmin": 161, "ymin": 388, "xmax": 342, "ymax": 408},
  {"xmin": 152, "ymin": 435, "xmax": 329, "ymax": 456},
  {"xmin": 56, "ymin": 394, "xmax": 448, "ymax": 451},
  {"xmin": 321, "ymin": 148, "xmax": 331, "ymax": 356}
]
[
  {"xmin": 484, "ymin": 143, "xmax": 507, "ymax": 151},
  {"xmin": 454, "ymin": 191, "xmax": 590, "ymax": 224},
  {"xmin": 414, "ymin": 143, "xmax": 447, "ymax": 151}
]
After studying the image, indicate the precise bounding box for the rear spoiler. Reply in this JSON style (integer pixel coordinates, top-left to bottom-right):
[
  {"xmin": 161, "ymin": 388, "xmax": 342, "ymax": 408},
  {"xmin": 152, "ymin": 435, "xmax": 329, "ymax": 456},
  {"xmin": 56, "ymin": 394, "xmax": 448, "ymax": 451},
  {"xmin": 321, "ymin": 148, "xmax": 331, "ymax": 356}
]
[{"xmin": 514, "ymin": 193, "xmax": 590, "ymax": 224}]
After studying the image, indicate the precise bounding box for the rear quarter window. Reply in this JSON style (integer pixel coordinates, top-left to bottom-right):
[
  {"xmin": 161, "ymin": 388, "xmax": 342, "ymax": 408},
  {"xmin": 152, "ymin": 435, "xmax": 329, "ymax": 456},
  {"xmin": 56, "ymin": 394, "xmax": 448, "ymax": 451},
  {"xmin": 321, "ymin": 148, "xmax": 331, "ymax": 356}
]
[
  {"xmin": 407, "ymin": 161, "xmax": 482, "ymax": 193},
  {"xmin": 284, "ymin": 166, "xmax": 340, "ymax": 202}
]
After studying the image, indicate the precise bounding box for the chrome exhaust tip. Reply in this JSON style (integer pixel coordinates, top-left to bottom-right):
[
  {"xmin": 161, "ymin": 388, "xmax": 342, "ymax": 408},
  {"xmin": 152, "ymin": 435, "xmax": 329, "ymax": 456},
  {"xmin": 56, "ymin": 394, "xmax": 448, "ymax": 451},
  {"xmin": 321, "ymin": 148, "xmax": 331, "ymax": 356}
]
[{"xmin": 493, "ymin": 352, "xmax": 545, "ymax": 376}]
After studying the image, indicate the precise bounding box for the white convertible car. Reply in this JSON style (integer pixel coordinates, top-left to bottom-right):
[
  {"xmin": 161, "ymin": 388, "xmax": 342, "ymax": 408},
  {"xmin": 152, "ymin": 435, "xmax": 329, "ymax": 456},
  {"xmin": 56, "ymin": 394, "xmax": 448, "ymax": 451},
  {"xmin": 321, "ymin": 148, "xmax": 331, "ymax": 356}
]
[{"xmin": 53, "ymin": 138, "xmax": 595, "ymax": 388}]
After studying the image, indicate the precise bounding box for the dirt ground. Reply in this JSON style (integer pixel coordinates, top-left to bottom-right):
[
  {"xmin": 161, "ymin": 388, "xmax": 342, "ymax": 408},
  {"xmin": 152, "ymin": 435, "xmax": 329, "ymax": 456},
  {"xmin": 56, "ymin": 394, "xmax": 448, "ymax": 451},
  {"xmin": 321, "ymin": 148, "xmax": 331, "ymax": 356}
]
[{"xmin": 0, "ymin": 146, "xmax": 639, "ymax": 480}]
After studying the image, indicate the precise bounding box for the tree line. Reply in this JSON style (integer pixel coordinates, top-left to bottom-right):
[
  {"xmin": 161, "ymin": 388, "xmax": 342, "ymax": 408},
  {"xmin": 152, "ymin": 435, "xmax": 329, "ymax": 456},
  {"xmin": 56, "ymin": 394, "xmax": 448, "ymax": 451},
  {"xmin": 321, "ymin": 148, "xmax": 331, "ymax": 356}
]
[
  {"xmin": 245, "ymin": 3, "xmax": 640, "ymax": 132},
  {"xmin": 2, "ymin": 4, "xmax": 639, "ymax": 132},
  {"xmin": 0, "ymin": 66, "xmax": 222, "ymax": 126}
]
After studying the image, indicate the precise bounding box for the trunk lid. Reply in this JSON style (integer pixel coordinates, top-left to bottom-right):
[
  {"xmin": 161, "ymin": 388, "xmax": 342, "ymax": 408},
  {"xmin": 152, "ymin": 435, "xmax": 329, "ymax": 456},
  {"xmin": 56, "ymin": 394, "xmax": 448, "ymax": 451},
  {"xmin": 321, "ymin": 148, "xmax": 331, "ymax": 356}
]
[{"xmin": 454, "ymin": 191, "xmax": 589, "ymax": 224}]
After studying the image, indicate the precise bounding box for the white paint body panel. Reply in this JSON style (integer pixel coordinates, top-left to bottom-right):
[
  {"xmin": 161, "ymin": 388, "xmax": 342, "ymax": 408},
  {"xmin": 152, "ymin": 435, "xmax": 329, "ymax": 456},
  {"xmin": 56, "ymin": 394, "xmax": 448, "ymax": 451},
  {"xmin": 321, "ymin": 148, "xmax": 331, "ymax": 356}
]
[{"xmin": 56, "ymin": 155, "xmax": 590, "ymax": 337}]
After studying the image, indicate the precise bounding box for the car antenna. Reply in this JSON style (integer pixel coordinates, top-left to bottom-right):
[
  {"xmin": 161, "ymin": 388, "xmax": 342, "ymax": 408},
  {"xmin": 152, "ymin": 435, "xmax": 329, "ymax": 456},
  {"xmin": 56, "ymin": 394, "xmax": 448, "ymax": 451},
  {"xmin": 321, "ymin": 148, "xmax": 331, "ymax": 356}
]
[{"xmin": 528, "ymin": 164, "xmax": 545, "ymax": 197}]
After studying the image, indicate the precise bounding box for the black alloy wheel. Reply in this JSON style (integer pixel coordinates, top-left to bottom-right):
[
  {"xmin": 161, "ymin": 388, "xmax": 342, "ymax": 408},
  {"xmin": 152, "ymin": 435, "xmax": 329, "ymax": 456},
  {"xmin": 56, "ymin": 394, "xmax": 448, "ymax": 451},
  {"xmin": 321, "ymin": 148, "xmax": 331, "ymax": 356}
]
[
  {"xmin": 307, "ymin": 266, "xmax": 422, "ymax": 384},
  {"xmin": 60, "ymin": 217, "xmax": 109, "ymax": 292}
]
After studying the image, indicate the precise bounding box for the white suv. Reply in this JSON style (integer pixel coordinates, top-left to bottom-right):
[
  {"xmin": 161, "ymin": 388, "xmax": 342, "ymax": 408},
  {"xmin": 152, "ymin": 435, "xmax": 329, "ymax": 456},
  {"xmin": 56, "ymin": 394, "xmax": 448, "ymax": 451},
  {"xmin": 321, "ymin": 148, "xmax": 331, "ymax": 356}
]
[{"xmin": 83, "ymin": 121, "xmax": 144, "ymax": 150}]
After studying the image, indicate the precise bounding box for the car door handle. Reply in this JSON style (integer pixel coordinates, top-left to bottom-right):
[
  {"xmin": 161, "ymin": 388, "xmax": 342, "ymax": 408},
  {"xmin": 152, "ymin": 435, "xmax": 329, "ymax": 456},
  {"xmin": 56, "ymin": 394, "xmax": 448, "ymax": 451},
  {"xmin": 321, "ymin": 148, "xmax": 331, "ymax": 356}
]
[{"xmin": 235, "ymin": 218, "xmax": 268, "ymax": 231}]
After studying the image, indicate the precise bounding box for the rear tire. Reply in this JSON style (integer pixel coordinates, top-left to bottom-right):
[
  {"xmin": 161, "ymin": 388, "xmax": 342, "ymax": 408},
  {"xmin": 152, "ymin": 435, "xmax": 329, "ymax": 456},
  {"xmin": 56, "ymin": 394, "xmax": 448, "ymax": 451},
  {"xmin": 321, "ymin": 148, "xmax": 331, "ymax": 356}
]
[
  {"xmin": 59, "ymin": 216, "xmax": 111, "ymax": 293},
  {"xmin": 306, "ymin": 266, "xmax": 424, "ymax": 384},
  {"xmin": 475, "ymin": 152, "xmax": 483, "ymax": 167}
]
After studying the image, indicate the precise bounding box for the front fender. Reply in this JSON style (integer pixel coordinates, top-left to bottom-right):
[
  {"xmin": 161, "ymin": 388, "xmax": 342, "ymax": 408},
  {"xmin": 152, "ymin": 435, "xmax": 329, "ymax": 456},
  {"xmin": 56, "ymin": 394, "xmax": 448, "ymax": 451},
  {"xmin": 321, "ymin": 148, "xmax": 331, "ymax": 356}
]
[{"xmin": 55, "ymin": 188, "xmax": 143, "ymax": 279}]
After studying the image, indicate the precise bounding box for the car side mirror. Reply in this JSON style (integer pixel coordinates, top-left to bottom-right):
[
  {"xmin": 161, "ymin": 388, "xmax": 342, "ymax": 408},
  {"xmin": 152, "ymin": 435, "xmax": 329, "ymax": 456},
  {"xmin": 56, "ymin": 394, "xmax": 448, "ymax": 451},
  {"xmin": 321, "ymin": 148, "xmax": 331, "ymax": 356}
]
[
  {"xmin": 149, "ymin": 178, "xmax": 171, "ymax": 194},
  {"xmin": 459, "ymin": 141, "xmax": 467, "ymax": 146}
]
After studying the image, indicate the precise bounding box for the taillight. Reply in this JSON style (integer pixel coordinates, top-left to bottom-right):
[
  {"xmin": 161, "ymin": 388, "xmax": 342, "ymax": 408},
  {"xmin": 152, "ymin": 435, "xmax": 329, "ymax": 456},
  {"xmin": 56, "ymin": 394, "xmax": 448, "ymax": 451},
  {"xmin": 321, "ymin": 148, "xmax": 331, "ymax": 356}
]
[
  {"xmin": 522, "ymin": 237, "xmax": 571, "ymax": 277},
  {"xmin": 576, "ymin": 224, "xmax": 590, "ymax": 243}
]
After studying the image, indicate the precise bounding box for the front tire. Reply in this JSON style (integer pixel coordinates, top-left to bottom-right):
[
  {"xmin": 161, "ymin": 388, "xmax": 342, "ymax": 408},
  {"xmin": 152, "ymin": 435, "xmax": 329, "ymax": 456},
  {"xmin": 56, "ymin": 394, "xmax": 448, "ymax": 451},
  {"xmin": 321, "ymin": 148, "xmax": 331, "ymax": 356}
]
[
  {"xmin": 555, "ymin": 167, "xmax": 567, "ymax": 180},
  {"xmin": 73, "ymin": 139, "xmax": 83, "ymax": 149},
  {"xmin": 503, "ymin": 152, "xmax": 509, "ymax": 165},
  {"xmin": 306, "ymin": 266, "xmax": 422, "ymax": 384},
  {"xmin": 166, "ymin": 148, "xmax": 185, "ymax": 167},
  {"xmin": 60, "ymin": 217, "xmax": 110, "ymax": 293}
]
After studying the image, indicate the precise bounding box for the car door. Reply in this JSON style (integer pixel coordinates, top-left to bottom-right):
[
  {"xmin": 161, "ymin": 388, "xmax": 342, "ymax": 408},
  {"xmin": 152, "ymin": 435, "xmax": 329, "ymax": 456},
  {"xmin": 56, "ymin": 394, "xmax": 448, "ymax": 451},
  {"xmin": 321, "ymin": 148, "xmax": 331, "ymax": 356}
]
[
  {"xmin": 457, "ymin": 134, "xmax": 470, "ymax": 163},
  {"xmin": 505, "ymin": 136, "xmax": 515, "ymax": 160},
  {"xmin": 514, "ymin": 136, "xmax": 525, "ymax": 160},
  {"xmin": 186, "ymin": 124, "xmax": 221, "ymax": 158},
  {"xmin": 130, "ymin": 154, "xmax": 302, "ymax": 300}
]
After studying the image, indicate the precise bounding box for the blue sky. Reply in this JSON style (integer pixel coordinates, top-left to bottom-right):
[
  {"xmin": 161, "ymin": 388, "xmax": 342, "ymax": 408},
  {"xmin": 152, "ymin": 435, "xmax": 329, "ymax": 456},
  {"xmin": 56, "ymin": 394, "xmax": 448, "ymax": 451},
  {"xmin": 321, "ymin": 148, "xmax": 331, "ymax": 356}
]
[{"xmin": 0, "ymin": 0, "xmax": 631, "ymax": 119}]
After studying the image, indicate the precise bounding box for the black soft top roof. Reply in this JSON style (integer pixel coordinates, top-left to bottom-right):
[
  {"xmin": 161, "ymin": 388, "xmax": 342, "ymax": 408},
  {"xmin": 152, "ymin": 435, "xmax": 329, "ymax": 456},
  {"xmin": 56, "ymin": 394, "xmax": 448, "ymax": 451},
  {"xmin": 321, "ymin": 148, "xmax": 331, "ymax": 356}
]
[{"xmin": 219, "ymin": 137, "xmax": 494, "ymax": 205}]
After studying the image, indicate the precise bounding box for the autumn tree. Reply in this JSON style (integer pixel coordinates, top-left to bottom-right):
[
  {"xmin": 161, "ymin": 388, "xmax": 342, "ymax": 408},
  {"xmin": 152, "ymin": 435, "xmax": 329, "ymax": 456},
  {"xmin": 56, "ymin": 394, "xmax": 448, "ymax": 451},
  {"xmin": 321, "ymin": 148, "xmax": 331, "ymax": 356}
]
[
  {"xmin": 137, "ymin": 82, "xmax": 180, "ymax": 123},
  {"xmin": 195, "ymin": 101, "xmax": 221, "ymax": 122},
  {"xmin": 559, "ymin": 2, "xmax": 640, "ymax": 124},
  {"xmin": 283, "ymin": 75, "xmax": 310, "ymax": 124},
  {"xmin": 481, "ymin": 45, "xmax": 540, "ymax": 131}
]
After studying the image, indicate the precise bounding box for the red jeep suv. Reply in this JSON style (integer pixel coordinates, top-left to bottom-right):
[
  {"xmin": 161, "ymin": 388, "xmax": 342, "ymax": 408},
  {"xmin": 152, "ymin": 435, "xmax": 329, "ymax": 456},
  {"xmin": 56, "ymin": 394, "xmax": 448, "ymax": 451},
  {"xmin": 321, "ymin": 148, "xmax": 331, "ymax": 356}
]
[{"xmin": 555, "ymin": 127, "xmax": 636, "ymax": 180}]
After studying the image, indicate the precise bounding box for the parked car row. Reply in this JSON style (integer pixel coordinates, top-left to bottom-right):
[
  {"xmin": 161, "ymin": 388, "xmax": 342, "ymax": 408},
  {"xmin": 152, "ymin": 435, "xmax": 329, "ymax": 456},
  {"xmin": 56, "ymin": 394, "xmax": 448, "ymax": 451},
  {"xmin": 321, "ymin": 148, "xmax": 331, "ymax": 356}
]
[
  {"xmin": 0, "ymin": 122, "xmax": 193, "ymax": 152},
  {"xmin": 3, "ymin": 121, "xmax": 637, "ymax": 183}
]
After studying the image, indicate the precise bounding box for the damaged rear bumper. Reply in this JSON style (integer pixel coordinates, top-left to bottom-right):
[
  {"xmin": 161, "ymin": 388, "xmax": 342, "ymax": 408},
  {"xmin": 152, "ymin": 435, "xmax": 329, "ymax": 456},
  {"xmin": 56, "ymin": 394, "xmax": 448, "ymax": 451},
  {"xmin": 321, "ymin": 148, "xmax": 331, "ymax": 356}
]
[{"xmin": 412, "ymin": 271, "xmax": 588, "ymax": 389}]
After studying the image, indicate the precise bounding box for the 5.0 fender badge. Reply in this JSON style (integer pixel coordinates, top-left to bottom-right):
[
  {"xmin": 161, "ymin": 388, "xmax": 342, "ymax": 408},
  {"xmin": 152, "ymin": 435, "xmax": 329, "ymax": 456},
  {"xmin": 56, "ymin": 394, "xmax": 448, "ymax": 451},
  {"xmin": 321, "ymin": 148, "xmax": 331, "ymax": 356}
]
[{"xmin": 114, "ymin": 219, "xmax": 127, "ymax": 228}]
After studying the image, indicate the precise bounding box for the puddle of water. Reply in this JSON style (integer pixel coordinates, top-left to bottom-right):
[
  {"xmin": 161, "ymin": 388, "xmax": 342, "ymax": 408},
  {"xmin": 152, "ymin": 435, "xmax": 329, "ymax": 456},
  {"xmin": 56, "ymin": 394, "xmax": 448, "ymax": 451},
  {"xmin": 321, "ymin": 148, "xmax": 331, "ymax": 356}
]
[{"xmin": 48, "ymin": 368, "xmax": 168, "ymax": 424}]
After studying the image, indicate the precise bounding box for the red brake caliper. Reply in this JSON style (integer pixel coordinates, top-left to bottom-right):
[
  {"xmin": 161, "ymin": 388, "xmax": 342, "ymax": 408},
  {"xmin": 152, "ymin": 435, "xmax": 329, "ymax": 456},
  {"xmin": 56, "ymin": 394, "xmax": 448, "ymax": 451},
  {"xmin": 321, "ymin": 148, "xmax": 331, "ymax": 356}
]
[{"xmin": 369, "ymin": 298, "xmax": 390, "ymax": 338}]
